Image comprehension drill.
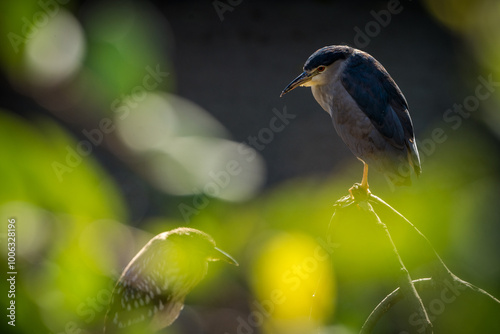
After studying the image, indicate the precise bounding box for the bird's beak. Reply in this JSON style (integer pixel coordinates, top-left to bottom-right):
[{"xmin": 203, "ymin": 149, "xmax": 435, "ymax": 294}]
[
  {"xmin": 212, "ymin": 247, "xmax": 239, "ymax": 266},
  {"xmin": 280, "ymin": 71, "xmax": 313, "ymax": 97}
]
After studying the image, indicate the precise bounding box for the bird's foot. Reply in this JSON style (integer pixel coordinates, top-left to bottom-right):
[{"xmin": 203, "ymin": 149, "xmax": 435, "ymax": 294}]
[
  {"xmin": 333, "ymin": 184, "xmax": 372, "ymax": 210},
  {"xmin": 349, "ymin": 183, "xmax": 371, "ymax": 202}
]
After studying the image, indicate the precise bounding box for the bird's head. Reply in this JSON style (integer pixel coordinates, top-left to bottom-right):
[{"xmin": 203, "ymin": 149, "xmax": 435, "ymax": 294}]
[
  {"xmin": 280, "ymin": 45, "xmax": 353, "ymax": 97},
  {"xmin": 167, "ymin": 227, "xmax": 238, "ymax": 266}
]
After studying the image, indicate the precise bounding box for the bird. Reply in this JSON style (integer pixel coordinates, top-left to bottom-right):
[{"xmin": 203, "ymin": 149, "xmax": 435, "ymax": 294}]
[
  {"xmin": 104, "ymin": 227, "xmax": 238, "ymax": 334},
  {"xmin": 280, "ymin": 45, "xmax": 421, "ymax": 195}
]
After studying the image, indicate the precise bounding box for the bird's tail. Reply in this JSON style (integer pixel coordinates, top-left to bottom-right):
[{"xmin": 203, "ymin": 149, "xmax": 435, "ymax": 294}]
[{"xmin": 407, "ymin": 138, "xmax": 422, "ymax": 177}]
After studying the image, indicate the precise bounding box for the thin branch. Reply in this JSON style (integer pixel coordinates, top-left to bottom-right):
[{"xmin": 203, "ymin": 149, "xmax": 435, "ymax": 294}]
[
  {"xmin": 363, "ymin": 202, "xmax": 433, "ymax": 334},
  {"xmin": 369, "ymin": 194, "xmax": 452, "ymax": 276},
  {"xmin": 361, "ymin": 275, "xmax": 500, "ymax": 334},
  {"xmin": 328, "ymin": 194, "xmax": 355, "ymax": 233},
  {"xmin": 454, "ymin": 276, "xmax": 500, "ymax": 304},
  {"xmin": 369, "ymin": 193, "xmax": 500, "ymax": 305},
  {"xmin": 360, "ymin": 278, "xmax": 433, "ymax": 334}
]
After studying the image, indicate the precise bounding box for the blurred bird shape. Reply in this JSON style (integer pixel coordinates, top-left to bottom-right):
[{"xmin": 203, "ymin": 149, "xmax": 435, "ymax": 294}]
[
  {"xmin": 104, "ymin": 227, "xmax": 238, "ymax": 333},
  {"xmin": 281, "ymin": 45, "xmax": 421, "ymax": 195}
]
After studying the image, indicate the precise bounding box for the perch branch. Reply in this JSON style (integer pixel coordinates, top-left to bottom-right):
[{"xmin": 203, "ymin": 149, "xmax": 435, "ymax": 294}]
[
  {"xmin": 363, "ymin": 202, "xmax": 433, "ymax": 334},
  {"xmin": 369, "ymin": 194, "xmax": 452, "ymax": 277},
  {"xmin": 369, "ymin": 193, "xmax": 500, "ymax": 305},
  {"xmin": 361, "ymin": 275, "xmax": 500, "ymax": 333},
  {"xmin": 331, "ymin": 186, "xmax": 499, "ymax": 334},
  {"xmin": 360, "ymin": 278, "xmax": 433, "ymax": 334}
]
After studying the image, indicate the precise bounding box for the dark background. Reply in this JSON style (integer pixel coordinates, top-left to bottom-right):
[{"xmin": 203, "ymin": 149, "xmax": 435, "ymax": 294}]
[{"xmin": 1, "ymin": 0, "xmax": 468, "ymax": 191}]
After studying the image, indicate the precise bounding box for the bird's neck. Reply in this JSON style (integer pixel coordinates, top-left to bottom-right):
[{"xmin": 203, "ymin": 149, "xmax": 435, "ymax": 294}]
[
  {"xmin": 311, "ymin": 85, "xmax": 333, "ymax": 116},
  {"xmin": 311, "ymin": 59, "xmax": 347, "ymax": 116}
]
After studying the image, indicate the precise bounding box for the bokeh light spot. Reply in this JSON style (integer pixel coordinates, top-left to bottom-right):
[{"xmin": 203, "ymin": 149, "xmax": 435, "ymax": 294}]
[
  {"xmin": 251, "ymin": 232, "xmax": 335, "ymax": 332},
  {"xmin": 24, "ymin": 9, "xmax": 85, "ymax": 87}
]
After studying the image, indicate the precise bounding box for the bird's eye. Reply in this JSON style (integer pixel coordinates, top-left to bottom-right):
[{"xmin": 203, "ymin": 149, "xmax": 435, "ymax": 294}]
[{"xmin": 317, "ymin": 66, "xmax": 326, "ymax": 73}]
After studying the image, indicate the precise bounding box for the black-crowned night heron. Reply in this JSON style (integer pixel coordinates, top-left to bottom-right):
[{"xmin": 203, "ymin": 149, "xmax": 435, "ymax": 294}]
[
  {"xmin": 104, "ymin": 227, "xmax": 237, "ymax": 333},
  {"xmin": 281, "ymin": 45, "xmax": 421, "ymax": 194}
]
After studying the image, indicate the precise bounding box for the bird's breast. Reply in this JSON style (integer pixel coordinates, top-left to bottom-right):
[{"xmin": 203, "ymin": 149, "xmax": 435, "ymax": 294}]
[{"xmin": 313, "ymin": 78, "xmax": 379, "ymax": 162}]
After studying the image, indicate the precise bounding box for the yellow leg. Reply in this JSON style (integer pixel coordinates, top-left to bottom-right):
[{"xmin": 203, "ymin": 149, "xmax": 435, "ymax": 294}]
[
  {"xmin": 361, "ymin": 163, "xmax": 369, "ymax": 190},
  {"xmin": 349, "ymin": 163, "xmax": 370, "ymax": 200}
]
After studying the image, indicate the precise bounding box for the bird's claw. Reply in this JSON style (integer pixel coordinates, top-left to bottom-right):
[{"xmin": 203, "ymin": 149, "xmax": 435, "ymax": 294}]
[
  {"xmin": 333, "ymin": 183, "xmax": 371, "ymax": 210},
  {"xmin": 348, "ymin": 183, "xmax": 371, "ymax": 206}
]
